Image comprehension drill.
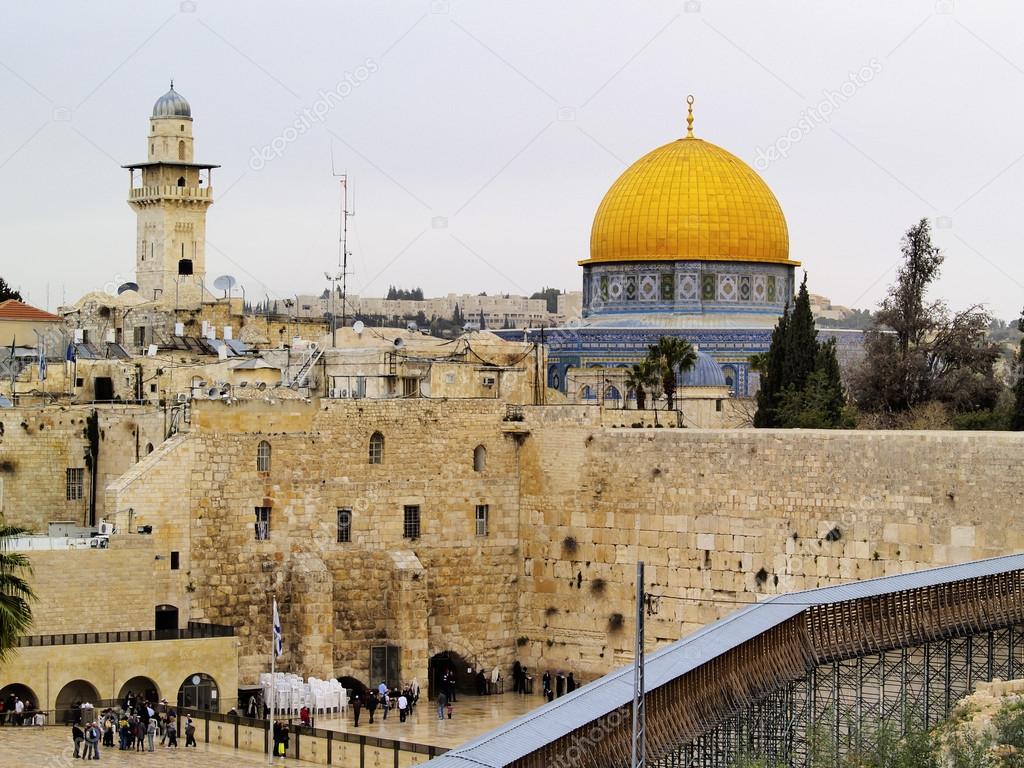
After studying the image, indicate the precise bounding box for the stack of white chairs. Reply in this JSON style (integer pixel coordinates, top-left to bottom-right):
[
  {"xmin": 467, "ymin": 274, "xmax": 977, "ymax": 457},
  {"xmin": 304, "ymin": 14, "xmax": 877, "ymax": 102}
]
[{"xmin": 259, "ymin": 672, "xmax": 347, "ymax": 717}]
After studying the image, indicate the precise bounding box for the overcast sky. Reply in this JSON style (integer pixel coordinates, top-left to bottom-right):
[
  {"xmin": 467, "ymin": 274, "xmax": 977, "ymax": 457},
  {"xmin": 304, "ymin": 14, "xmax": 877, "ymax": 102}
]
[{"xmin": 2, "ymin": 0, "xmax": 1022, "ymax": 320}]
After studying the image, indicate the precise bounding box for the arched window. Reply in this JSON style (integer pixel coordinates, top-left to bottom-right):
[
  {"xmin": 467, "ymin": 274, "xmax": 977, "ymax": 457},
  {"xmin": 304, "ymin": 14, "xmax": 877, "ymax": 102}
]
[
  {"xmin": 146, "ymin": 442, "xmax": 154, "ymax": 454},
  {"xmin": 177, "ymin": 176, "xmax": 186, "ymax": 187},
  {"xmin": 178, "ymin": 140, "xmax": 185, "ymax": 160},
  {"xmin": 257, "ymin": 440, "xmax": 271, "ymax": 472},
  {"xmin": 473, "ymin": 445, "xmax": 486, "ymax": 472},
  {"xmin": 368, "ymin": 432, "xmax": 384, "ymax": 465}
]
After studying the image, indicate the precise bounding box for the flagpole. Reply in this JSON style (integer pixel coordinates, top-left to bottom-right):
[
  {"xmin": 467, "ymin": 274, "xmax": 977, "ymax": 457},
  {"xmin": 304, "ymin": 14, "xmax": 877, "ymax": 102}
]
[{"xmin": 269, "ymin": 594, "xmax": 276, "ymax": 765}]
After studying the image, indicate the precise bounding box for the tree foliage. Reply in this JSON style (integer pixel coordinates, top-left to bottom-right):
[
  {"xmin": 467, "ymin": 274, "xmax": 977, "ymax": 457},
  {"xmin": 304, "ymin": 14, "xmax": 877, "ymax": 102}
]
[
  {"xmin": 755, "ymin": 275, "xmax": 850, "ymax": 428},
  {"xmin": 1013, "ymin": 309, "xmax": 1024, "ymax": 431},
  {"xmin": 646, "ymin": 336, "xmax": 697, "ymax": 410},
  {"xmin": 385, "ymin": 286, "xmax": 424, "ymax": 301},
  {"xmin": 0, "ymin": 277, "xmax": 22, "ymax": 303},
  {"xmin": 851, "ymin": 219, "xmax": 1001, "ymax": 420},
  {"xmin": 625, "ymin": 359, "xmax": 657, "ymax": 411},
  {"xmin": 0, "ymin": 525, "xmax": 35, "ymax": 662}
]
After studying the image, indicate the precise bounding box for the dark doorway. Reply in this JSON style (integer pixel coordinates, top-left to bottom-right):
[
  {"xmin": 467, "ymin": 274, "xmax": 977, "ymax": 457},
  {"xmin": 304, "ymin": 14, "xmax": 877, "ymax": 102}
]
[
  {"xmin": 94, "ymin": 377, "xmax": 114, "ymax": 401},
  {"xmin": 337, "ymin": 676, "xmax": 368, "ymax": 701},
  {"xmin": 429, "ymin": 651, "xmax": 475, "ymax": 699},
  {"xmin": 178, "ymin": 258, "xmax": 193, "ymax": 276},
  {"xmin": 155, "ymin": 604, "xmax": 179, "ymax": 634}
]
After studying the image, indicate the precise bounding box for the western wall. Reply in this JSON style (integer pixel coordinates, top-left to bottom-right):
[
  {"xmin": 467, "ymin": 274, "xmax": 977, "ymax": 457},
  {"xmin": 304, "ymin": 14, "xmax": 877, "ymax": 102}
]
[{"xmin": 93, "ymin": 399, "xmax": 1024, "ymax": 691}]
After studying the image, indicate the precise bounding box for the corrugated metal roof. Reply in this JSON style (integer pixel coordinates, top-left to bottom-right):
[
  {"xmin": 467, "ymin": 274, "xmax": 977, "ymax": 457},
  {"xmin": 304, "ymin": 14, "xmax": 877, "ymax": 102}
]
[{"xmin": 425, "ymin": 553, "xmax": 1024, "ymax": 767}]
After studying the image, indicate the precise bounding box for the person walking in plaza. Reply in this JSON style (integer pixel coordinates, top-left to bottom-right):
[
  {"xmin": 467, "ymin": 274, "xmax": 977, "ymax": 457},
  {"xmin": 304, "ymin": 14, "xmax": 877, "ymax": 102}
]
[
  {"xmin": 381, "ymin": 688, "xmax": 390, "ymax": 720},
  {"xmin": 397, "ymin": 691, "xmax": 409, "ymax": 723},
  {"xmin": 436, "ymin": 691, "xmax": 447, "ymax": 721},
  {"xmin": 165, "ymin": 718, "xmax": 178, "ymax": 748},
  {"xmin": 366, "ymin": 691, "xmax": 378, "ymax": 724},
  {"xmin": 84, "ymin": 721, "xmax": 100, "ymax": 759},
  {"xmin": 146, "ymin": 717, "xmax": 157, "ymax": 752},
  {"xmin": 351, "ymin": 692, "xmax": 362, "ymax": 727},
  {"xmin": 184, "ymin": 715, "xmax": 197, "ymax": 747},
  {"xmin": 71, "ymin": 722, "xmax": 84, "ymax": 758}
]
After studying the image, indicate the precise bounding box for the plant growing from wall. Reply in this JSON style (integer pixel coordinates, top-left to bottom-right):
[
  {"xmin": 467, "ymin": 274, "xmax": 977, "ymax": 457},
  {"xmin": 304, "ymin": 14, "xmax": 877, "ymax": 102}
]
[
  {"xmin": 562, "ymin": 535, "xmax": 578, "ymax": 554},
  {"xmin": 608, "ymin": 612, "xmax": 624, "ymax": 632}
]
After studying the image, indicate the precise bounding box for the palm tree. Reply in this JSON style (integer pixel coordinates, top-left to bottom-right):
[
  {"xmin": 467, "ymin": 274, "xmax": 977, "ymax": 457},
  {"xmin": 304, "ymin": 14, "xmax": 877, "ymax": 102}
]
[
  {"xmin": 625, "ymin": 360, "xmax": 657, "ymax": 411},
  {"xmin": 0, "ymin": 525, "xmax": 34, "ymax": 661},
  {"xmin": 648, "ymin": 337, "xmax": 698, "ymax": 411}
]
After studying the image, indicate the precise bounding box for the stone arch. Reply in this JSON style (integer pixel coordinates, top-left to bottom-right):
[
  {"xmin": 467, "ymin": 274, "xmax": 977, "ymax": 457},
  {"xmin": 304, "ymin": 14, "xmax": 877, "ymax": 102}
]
[
  {"xmin": 118, "ymin": 676, "xmax": 159, "ymax": 706},
  {"xmin": 337, "ymin": 675, "xmax": 368, "ymax": 700},
  {"xmin": 0, "ymin": 683, "xmax": 39, "ymax": 712},
  {"xmin": 177, "ymin": 672, "xmax": 219, "ymax": 712},
  {"xmin": 56, "ymin": 679, "xmax": 101, "ymax": 724}
]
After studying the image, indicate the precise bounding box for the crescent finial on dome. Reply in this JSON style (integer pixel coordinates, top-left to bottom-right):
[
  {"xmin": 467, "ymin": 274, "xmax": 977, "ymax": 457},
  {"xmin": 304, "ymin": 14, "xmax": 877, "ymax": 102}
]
[{"xmin": 686, "ymin": 94, "xmax": 695, "ymax": 138}]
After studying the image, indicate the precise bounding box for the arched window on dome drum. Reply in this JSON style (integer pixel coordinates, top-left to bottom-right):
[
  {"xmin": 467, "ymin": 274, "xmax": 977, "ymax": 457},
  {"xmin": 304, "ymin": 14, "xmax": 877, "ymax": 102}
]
[
  {"xmin": 473, "ymin": 445, "xmax": 486, "ymax": 472},
  {"xmin": 178, "ymin": 140, "xmax": 185, "ymax": 161},
  {"xmin": 369, "ymin": 432, "xmax": 384, "ymax": 465},
  {"xmin": 722, "ymin": 366, "xmax": 737, "ymax": 392},
  {"xmin": 580, "ymin": 385, "xmax": 595, "ymax": 400},
  {"xmin": 256, "ymin": 440, "xmax": 271, "ymax": 473}
]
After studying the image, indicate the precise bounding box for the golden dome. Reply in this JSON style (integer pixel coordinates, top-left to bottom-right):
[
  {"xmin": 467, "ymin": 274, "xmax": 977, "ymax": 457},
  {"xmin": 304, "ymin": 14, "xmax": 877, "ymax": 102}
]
[{"xmin": 584, "ymin": 130, "xmax": 794, "ymax": 267}]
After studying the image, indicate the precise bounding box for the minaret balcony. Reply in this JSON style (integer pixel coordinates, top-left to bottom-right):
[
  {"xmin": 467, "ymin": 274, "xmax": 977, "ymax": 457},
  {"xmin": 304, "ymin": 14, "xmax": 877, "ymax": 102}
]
[{"xmin": 129, "ymin": 185, "xmax": 213, "ymax": 202}]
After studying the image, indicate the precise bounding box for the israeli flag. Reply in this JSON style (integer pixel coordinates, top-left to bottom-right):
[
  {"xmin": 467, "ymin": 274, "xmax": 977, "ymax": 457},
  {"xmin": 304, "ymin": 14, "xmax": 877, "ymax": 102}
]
[
  {"xmin": 273, "ymin": 599, "xmax": 283, "ymax": 658},
  {"xmin": 38, "ymin": 344, "xmax": 46, "ymax": 381}
]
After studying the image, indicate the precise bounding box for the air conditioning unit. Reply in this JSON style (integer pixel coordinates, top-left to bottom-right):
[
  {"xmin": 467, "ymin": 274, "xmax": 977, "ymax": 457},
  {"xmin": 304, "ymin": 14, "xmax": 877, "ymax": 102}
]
[
  {"xmin": 482, "ymin": 376, "xmax": 496, "ymax": 387},
  {"xmin": 175, "ymin": 393, "xmax": 189, "ymax": 404},
  {"xmin": 339, "ymin": 389, "xmax": 348, "ymax": 398}
]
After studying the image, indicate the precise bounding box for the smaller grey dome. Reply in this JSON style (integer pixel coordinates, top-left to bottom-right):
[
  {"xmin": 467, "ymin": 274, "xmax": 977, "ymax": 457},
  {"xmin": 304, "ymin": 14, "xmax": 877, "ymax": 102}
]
[
  {"xmin": 152, "ymin": 82, "xmax": 191, "ymax": 118},
  {"xmin": 681, "ymin": 350, "xmax": 727, "ymax": 388}
]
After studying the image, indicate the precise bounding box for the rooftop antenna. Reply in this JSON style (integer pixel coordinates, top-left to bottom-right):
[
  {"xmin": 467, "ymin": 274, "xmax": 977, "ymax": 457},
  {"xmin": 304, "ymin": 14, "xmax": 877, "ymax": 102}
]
[{"xmin": 330, "ymin": 145, "xmax": 355, "ymax": 329}]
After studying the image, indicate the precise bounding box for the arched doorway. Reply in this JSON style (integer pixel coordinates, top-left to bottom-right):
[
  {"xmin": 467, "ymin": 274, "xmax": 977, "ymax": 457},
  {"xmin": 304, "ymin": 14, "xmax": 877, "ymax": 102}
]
[
  {"xmin": 56, "ymin": 680, "xmax": 101, "ymax": 725},
  {"xmin": 155, "ymin": 604, "xmax": 179, "ymax": 633},
  {"xmin": 337, "ymin": 676, "xmax": 368, "ymax": 702},
  {"xmin": 177, "ymin": 673, "xmax": 219, "ymax": 712},
  {"xmin": 429, "ymin": 651, "xmax": 477, "ymax": 699},
  {"xmin": 1, "ymin": 683, "xmax": 40, "ymax": 724},
  {"xmin": 118, "ymin": 676, "xmax": 159, "ymax": 708}
]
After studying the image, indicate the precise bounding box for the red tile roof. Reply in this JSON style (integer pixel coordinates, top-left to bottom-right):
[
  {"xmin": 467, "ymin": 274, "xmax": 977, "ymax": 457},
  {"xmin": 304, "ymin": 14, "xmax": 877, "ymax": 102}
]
[{"xmin": 0, "ymin": 299, "xmax": 62, "ymax": 322}]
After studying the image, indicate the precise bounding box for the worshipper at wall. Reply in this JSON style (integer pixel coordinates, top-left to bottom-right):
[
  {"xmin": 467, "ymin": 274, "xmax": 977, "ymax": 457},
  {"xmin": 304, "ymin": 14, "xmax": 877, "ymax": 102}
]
[
  {"xmin": 512, "ymin": 661, "xmax": 523, "ymax": 694},
  {"xmin": 476, "ymin": 669, "xmax": 488, "ymax": 696},
  {"xmin": 410, "ymin": 678, "xmax": 420, "ymax": 706},
  {"xmin": 366, "ymin": 691, "xmax": 378, "ymax": 724},
  {"xmin": 541, "ymin": 671, "xmax": 551, "ymax": 697},
  {"xmin": 556, "ymin": 671, "xmax": 566, "ymax": 698},
  {"xmin": 351, "ymin": 691, "xmax": 363, "ymax": 727},
  {"xmin": 436, "ymin": 690, "xmax": 447, "ymax": 720},
  {"xmin": 567, "ymin": 672, "xmax": 577, "ymax": 693},
  {"xmin": 397, "ymin": 691, "xmax": 409, "ymax": 723}
]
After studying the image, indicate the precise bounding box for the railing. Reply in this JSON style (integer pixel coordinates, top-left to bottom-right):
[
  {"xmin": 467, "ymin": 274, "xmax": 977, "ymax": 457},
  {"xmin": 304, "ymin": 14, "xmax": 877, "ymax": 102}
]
[
  {"xmin": 129, "ymin": 186, "xmax": 213, "ymax": 201},
  {"xmin": 17, "ymin": 622, "xmax": 234, "ymax": 647},
  {"xmin": 176, "ymin": 708, "xmax": 448, "ymax": 764}
]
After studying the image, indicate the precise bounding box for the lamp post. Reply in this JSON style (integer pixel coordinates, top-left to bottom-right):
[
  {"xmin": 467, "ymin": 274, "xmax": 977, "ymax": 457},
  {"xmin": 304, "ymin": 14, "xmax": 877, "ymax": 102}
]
[{"xmin": 325, "ymin": 271, "xmax": 343, "ymax": 347}]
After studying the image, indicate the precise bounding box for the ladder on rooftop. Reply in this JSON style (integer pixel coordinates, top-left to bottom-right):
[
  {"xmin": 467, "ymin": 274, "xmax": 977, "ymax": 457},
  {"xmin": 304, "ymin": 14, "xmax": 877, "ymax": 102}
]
[{"xmin": 287, "ymin": 342, "xmax": 323, "ymax": 389}]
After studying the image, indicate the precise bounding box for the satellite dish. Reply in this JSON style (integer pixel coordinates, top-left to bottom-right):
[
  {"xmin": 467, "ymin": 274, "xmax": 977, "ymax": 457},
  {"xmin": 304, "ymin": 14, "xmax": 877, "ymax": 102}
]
[
  {"xmin": 393, "ymin": 337, "xmax": 405, "ymax": 349},
  {"xmin": 352, "ymin": 320, "xmax": 365, "ymax": 335},
  {"xmin": 213, "ymin": 275, "xmax": 237, "ymax": 295},
  {"xmin": 117, "ymin": 282, "xmax": 139, "ymax": 295}
]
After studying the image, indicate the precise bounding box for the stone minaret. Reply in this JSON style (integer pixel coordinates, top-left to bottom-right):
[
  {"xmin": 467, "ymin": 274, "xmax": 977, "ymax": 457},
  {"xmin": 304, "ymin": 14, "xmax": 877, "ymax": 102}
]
[{"xmin": 124, "ymin": 82, "xmax": 218, "ymax": 309}]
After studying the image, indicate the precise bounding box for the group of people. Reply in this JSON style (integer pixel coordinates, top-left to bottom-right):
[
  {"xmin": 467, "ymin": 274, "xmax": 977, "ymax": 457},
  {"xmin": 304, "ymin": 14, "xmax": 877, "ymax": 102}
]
[
  {"xmin": 511, "ymin": 662, "xmax": 577, "ymax": 701},
  {"xmin": 350, "ymin": 680, "xmax": 421, "ymax": 727},
  {"xmin": 68, "ymin": 697, "xmax": 198, "ymax": 758},
  {"xmin": 0, "ymin": 694, "xmax": 43, "ymax": 726}
]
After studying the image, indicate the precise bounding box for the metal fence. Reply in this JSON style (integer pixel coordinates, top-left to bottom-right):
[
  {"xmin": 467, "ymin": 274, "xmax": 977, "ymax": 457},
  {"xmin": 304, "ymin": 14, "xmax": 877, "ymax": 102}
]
[{"xmin": 17, "ymin": 622, "xmax": 234, "ymax": 647}]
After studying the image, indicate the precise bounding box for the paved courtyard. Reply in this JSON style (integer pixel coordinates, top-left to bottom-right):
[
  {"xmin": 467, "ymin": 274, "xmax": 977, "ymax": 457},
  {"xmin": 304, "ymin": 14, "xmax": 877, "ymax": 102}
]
[
  {"xmin": 312, "ymin": 690, "xmax": 543, "ymax": 748},
  {"xmin": 0, "ymin": 726, "xmax": 269, "ymax": 768}
]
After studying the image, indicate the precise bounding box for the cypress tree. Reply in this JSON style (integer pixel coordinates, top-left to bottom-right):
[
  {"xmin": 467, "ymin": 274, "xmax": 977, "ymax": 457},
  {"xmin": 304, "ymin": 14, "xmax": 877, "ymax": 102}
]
[
  {"xmin": 754, "ymin": 303, "xmax": 790, "ymax": 427},
  {"xmin": 783, "ymin": 274, "xmax": 818, "ymax": 391}
]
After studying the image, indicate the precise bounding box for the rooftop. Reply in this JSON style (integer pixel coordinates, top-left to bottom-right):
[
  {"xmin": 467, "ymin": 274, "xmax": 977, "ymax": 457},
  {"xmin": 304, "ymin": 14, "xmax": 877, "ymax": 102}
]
[{"xmin": 0, "ymin": 299, "xmax": 62, "ymax": 323}]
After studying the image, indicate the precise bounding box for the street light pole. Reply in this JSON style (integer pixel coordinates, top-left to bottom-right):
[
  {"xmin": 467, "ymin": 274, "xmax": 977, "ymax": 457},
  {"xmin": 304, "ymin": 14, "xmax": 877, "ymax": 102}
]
[{"xmin": 631, "ymin": 560, "xmax": 646, "ymax": 768}]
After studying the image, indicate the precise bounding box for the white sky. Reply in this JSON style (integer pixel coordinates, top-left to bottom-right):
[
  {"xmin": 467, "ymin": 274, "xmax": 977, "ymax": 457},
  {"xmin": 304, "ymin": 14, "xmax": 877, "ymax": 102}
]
[{"xmin": 1, "ymin": 0, "xmax": 1022, "ymax": 319}]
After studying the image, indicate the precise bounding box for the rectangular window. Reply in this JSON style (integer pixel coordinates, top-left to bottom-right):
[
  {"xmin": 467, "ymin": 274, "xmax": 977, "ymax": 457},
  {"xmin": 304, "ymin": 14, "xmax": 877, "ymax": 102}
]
[
  {"xmin": 475, "ymin": 504, "xmax": 489, "ymax": 537},
  {"xmin": 403, "ymin": 505, "xmax": 421, "ymax": 539},
  {"xmin": 170, "ymin": 551, "xmax": 180, "ymax": 570},
  {"xmin": 715, "ymin": 399, "xmax": 723, "ymax": 412},
  {"xmin": 337, "ymin": 508, "xmax": 352, "ymax": 543},
  {"xmin": 66, "ymin": 468, "xmax": 84, "ymax": 501},
  {"xmin": 134, "ymin": 326, "xmax": 146, "ymax": 347},
  {"xmin": 254, "ymin": 506, "xmax": 271, "ymax": 541},
  {"xmin": 402, "ymin": 377, "xmax": 418, "ymax": 398}
]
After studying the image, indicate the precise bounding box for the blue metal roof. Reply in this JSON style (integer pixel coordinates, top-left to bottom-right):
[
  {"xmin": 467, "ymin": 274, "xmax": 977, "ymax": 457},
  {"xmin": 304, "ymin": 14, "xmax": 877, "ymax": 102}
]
[
  {"xmin": 425, "ymin": 553, "xmax": 1024, "ymax": 767},
  {"xmin": 680, "ymin": 350, "xmax": 727, "ymax": 388}
]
